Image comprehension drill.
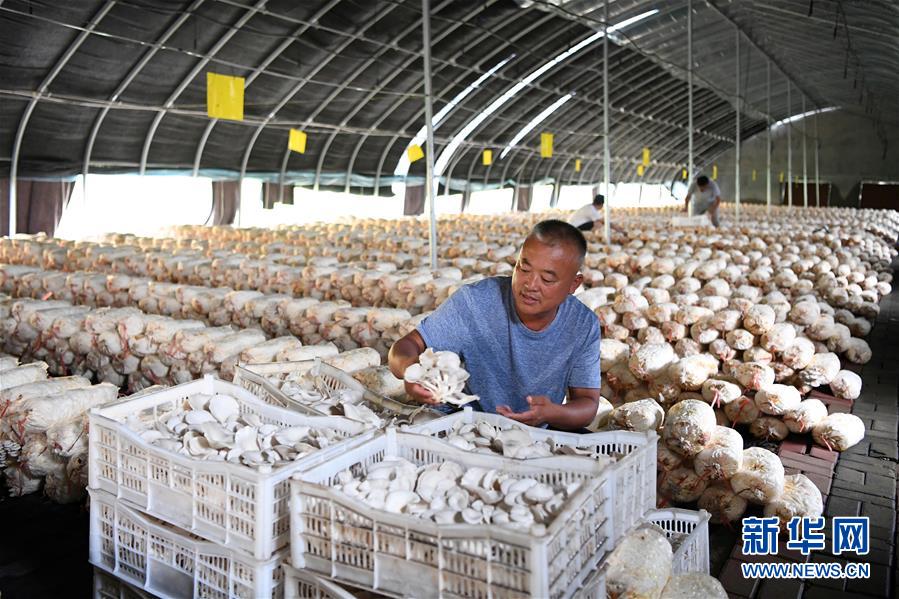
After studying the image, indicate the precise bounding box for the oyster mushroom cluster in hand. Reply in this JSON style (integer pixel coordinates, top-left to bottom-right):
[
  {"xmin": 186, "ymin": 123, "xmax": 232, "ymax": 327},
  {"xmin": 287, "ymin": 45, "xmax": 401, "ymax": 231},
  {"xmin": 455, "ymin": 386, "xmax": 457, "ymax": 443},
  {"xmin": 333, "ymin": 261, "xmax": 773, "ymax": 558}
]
[
  {"xmin": 403, "ymin": 349, "xmax": 478, "ymax": 406},
  {"xmin": 126, "ymin": 392, "xmax": 348, "ymax": 468},
  {"xmin": 333, "ymin": 458, "xmax": 582, "ymax": 536}
]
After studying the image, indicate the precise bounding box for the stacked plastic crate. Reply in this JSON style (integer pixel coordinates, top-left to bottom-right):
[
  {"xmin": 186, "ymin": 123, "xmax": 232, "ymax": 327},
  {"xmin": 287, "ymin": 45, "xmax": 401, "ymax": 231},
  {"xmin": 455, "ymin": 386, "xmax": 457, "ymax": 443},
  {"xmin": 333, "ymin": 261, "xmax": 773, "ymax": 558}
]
[
  {"xmin": 86, "ymin": 374, "xmax": 376, "ymax": 598},
  {"xmin": 282, "ymin": 406, "xmax": 676, "ymax": 598}
]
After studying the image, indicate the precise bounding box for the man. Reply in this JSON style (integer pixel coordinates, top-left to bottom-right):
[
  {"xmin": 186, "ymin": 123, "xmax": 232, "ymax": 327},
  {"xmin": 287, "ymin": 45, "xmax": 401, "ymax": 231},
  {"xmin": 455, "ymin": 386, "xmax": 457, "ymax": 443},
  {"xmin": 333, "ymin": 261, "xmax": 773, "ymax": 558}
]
[
  {"xmin": 684, "ymin": 175, "xmax": 721, "ymax": 227},
  {"xmin": 388, "ymin": 220, "xmax": 600, "ymax": 430},
  {"xmin": 567, "ymin": 194, "xmax": 617, "ymax": 232}
]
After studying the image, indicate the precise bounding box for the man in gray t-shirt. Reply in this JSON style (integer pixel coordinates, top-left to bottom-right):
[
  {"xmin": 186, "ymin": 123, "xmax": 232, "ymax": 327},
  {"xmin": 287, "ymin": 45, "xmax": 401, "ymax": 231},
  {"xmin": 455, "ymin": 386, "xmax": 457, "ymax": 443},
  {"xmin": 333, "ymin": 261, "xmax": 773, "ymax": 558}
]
[
  {"xmin": 388, "ymin": 220, "xmax": 600, "ymax": 430},
  {"xmin": 685, "ymin": 175, "xmax": 722, "ymax": 226}
]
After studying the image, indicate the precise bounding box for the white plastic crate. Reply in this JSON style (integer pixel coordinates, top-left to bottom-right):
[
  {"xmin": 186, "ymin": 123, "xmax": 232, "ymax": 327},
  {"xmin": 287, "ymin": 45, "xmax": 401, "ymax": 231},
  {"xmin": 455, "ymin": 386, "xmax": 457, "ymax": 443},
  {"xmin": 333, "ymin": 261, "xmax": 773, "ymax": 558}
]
[
  {"xmin": 90, "ymin": 489, "xmax": 284, "ymax": 599},
  {"xmin": 577, "ymin": 563, "xmax": 607, "ymax": 599},
  {"xmin": 405, "ymin": 407, "xmax": 657, "ymax": 542},
  {"xmin": 235, "ymin": 358, "xmax": 434, "ymax": 420},
  {"xmin": 282, "ymin": 563, "xmax": 355, "ymax": 599},
  {"xmin": 645, "ymin": 508, "xmax": 711, "ymax": 575},
  {"xmin": 290, "ymin": 429, "xmax": 614, "ymax": 599},
  {"xmin": 572, "ymin": 508, "xmax": 708, "ymax": 598},
  {"xmin": 93, "ymin": 568, "xmax": 155, "ymax": 599},
  {"xmin": 88, "ymin": 374, "xmax": 377, "ymax": 560}
]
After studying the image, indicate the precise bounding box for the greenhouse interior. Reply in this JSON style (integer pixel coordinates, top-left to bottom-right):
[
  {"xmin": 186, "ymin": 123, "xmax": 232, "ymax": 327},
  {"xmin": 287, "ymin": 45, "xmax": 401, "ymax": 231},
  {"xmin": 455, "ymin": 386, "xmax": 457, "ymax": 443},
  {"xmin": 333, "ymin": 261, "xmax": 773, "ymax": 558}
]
[{"xmin": 1, "ymin": 0, "xmax": 898, "ymax": 597}]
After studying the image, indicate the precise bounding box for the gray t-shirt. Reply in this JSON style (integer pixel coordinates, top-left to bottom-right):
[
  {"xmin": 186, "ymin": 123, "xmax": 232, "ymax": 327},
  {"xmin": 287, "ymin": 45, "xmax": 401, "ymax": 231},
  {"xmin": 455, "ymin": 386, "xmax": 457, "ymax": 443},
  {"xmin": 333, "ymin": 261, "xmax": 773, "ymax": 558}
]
[
  {"xmin": 688, "ymin": 180, "xmax": 721, "ymax": 215},
  {"xmin": 417, "ymin": 276, "xmax": 601, "ymax": 414}
]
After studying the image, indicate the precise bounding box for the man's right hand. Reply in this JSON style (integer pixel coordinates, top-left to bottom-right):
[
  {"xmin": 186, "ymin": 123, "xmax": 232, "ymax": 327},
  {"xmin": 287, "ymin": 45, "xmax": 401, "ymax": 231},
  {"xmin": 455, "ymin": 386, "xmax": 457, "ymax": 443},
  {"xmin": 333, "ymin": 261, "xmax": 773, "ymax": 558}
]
[{"xmin": 404, "ymin": 380, "xmax": 440, "ymax": 405}]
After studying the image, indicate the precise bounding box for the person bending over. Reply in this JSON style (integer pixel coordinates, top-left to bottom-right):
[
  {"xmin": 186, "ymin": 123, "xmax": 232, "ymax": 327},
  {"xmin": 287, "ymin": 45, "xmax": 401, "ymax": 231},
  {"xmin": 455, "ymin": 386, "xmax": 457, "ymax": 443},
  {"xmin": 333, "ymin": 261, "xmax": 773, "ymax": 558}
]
[
  {"xmin": 567, "ymin": 194, "xmax": 621, "ymax": 233},
  {"xmin": 684, "ymin": 174, "xmax": 722, "ymax": 227},
  {"xmin": 388, "ymin": 220, "xmax": 600, "ymax": 430}
]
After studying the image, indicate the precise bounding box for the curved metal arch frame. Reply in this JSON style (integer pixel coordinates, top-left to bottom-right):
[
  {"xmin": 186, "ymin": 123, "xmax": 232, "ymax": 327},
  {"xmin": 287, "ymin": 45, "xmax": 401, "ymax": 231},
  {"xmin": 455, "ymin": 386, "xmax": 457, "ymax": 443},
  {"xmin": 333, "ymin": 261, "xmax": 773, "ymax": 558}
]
[
  {"xmin": 192, "ymin": 0, "xmax": 347, "ymax": 176},
  {"xmin": 238, "ymin": 0, "xmax": 417, "ymax": 184},
  {"xmin": 315, "ymin": 4, "xmax": 579, "ymax": 193},
  {"xmin": 305, "ymin": 0, "xmax": 472, "ymax": 191},
  {"xmin": 138, "ymin": 0, "xmax": 269, "ymax": 175},
  {"xmin": 9, "ymin": 0, "xmax": 117, "ymax": 236},
  {"xmin": 84, "ymin": 0, "xmax": 207, "ymax": 194},
  {"xmin": 346, "ymin": 10, "xmax": 558, "ymax": 193}
]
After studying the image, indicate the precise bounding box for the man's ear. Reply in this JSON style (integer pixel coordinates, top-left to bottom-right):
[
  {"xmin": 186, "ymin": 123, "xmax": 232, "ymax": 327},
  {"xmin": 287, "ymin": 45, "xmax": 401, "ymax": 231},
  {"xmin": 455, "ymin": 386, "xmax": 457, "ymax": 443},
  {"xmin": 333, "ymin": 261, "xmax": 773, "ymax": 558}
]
[{"xmin": 570, "ymin": 272, "xmax": 584, "ymax": 294}]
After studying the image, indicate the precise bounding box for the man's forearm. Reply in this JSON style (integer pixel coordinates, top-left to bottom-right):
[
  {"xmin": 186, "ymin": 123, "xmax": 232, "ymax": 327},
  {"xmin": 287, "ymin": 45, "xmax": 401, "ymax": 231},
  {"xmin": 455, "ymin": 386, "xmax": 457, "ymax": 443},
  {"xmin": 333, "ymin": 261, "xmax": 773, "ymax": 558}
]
[
  {"xmin": 388, "ymin": 334, "xmax": 424, "ymax": 380},
  {"xmin": 544, "ymin": 395, "xmax": 597, "ymax": 430}
]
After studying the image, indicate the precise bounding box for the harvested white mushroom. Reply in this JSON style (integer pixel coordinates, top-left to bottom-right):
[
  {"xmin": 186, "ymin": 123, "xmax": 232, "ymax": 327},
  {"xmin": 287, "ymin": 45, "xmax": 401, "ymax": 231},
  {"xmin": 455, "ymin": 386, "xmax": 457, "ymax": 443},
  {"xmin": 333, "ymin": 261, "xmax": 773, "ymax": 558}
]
[{"xmin": 403, "ymin": 349, "xmax": 478, "ymax": 407}]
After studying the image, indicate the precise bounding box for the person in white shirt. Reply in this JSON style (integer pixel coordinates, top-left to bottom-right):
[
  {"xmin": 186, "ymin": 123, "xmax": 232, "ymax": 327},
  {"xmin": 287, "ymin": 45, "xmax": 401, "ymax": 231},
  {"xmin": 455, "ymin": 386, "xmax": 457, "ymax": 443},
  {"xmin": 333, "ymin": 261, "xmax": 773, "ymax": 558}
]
[
  {"xmin": 568, "ymin": 194, "xmax": 620, "ymax": 232},
  {"xmin": 684, "ymin": 175, "xmax": 721, "ymax": 226}
]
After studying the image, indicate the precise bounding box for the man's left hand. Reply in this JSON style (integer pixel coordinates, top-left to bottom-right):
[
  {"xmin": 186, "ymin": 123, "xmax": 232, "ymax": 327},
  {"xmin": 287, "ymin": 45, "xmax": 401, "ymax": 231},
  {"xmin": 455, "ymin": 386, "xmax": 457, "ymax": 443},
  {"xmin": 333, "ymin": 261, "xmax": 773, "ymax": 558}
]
[{"xmin": 496, "ymin": 395, "xmax": 556, "ymax": 427}]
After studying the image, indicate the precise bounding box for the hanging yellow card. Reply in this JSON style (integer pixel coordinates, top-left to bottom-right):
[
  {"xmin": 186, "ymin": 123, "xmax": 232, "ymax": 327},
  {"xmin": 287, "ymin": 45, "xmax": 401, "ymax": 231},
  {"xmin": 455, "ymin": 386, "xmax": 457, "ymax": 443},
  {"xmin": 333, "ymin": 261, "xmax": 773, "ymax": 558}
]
[
  {"xmin": 207, "ymin": 72, "xmax": 244, "ymax": 121},
  {"xmin": 288, "ymin": 129, "xmax": 307, "ymax": 154},
  {"xmin": 642, "ymin": 147, "xmax": 650, "ymax": 166},
  {"xmin": 408, "ymin": 144, "xmax": 424, "ymax": 163},
  {"xmin": 482, "ymin": 149, "xmax": 493, "ymax": 166},
  {"xmin": 540, "ymin": 133, "xmax": 553, "ymax": 158}
]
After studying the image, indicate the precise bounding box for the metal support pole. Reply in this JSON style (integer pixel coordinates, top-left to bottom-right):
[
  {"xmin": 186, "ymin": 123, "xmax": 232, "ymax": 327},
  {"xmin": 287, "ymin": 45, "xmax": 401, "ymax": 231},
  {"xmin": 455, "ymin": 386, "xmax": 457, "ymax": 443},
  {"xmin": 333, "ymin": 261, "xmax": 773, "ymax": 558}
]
[
  {"xmin": 802, "ymin": 95, "xmax": 808, "ymax": 208},
  {"xmin": 787, "ymin": 81, "xmax": 792, "ymax": 206},
  {"xmin": 766, "ymin": 60, "xmax": 771, "ymax": 213},
  {"xmin": 686, "ymin": 0, "xmax": 694, "ymax": 217},
  {"xmin": 734, "ymin": 27, "xmax": 740, "ymax": 222},
  {"xmin": 422, "ymin": 0, "xmax": 438, "ymax": 269},
  {"xmin": 602, "ymin": 0, "xmax": 611, "ymax": 243},
  {"xmin": 814, "ymin": 110, "xmax": 820, "ymax": 207}
]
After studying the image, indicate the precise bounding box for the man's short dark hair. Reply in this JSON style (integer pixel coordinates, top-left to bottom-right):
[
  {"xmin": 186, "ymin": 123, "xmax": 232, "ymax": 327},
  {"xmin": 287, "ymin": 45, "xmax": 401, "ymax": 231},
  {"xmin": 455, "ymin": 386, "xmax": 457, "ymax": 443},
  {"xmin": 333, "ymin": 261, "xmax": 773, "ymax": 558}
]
[
  {"xmin": 592, "ymin": 194, "xmax": 605, "ymax": 207},
  {"xmin": 696, "ymin": 175, "xmax": 710, "ymax": 186},
  {"xmin": 528, "ymin": 220, "xmax": 587, "ymax": 267}
]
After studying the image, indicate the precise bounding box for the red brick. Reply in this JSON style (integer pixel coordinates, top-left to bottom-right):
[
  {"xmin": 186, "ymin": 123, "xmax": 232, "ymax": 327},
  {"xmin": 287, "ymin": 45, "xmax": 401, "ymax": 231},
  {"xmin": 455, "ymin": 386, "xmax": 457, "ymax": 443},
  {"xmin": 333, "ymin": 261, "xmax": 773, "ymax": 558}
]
[
  {"xmin": 779, "ymin": 455, "xmax": 834, "ymax": 477},
  {"xmin": 809, "ymin": 446, "xmax": 839, "ymax": 463},
  {"xmin": 779, "ymin": 437, "xmax": 809, "ymax": 455},
  {"xmin": 801, "ymin": 471, "xmax": 833, "ymax": 495}
]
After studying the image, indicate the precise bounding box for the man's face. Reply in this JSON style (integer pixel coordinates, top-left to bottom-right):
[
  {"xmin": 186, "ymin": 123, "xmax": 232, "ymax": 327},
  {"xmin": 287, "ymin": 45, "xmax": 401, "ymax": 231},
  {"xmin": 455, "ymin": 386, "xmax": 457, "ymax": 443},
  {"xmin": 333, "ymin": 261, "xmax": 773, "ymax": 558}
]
[
  {"xmin": 511, "ymin": 236, "xmax": 583, "ymax": 319},
  {"xmin": 698, "ymin": 183, "xmax": 708, "ymax": 192}
]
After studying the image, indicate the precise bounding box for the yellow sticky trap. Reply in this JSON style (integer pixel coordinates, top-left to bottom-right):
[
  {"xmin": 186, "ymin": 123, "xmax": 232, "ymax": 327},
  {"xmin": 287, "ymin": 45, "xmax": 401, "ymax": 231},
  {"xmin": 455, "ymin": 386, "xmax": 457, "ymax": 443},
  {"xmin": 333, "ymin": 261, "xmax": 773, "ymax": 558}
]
[
  {"xmin": 482, "ymin": 149, "xmax": 493, "ymax": 166},
  {"xmin": 779, "ymin": 171, "xmax": 785, "ymax": 183},
  {"xmin": 712, "ymin": 164, "xmax": 718, "ymax": 179},
  {"xmin": 637, "ymin": 164, "xmax": 645, "ymax": 177},
  {"xmin": 682, "ymin": 168, "xmax": 688, "ymax": 180},
  {"xmin": 288, "ymin": 129, "xmax": 307, "ymax": 154},
  {"xmin": 206, "ymin": 72, "xmax": 244, "ymax": 121},
  {"xmin": 642, "ymin": 147, "xmax": 651, "ymax": 167},
  {"xmin": 752, "ymin": 169, "xmax": 757, "ymax": 181},
  {"xmin": 540, "ymin": 133, "xmax": 553, "ymax": 158},
  {"xmin": 408, "ymin": 144, "xmax": 424, "ymax": 163},
  {"xmin": 575, "ymin": 158, "xmax": 582, "ymax": 172}
]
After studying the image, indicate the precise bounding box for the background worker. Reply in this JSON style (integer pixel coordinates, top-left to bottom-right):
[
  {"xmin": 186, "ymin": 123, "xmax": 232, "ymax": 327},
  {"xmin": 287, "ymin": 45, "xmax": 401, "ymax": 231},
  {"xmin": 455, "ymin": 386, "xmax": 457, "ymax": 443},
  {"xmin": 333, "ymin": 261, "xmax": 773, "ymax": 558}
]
[
  {"xmin": 567, "ymin": 194, "xmax": 622, "ymax": 233},
  {"xmin": 684, "ymin": 174, "xmax": 722, "ymax": 226}
]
